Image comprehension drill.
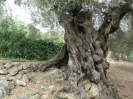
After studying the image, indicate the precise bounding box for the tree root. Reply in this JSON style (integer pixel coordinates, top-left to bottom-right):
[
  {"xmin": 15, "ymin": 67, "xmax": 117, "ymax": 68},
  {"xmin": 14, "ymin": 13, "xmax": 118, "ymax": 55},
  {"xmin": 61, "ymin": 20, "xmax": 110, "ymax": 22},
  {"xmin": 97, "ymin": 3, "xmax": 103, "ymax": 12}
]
[{"xmin": 40, "ymin": 44, "xmax": 68, "ymax": 72}]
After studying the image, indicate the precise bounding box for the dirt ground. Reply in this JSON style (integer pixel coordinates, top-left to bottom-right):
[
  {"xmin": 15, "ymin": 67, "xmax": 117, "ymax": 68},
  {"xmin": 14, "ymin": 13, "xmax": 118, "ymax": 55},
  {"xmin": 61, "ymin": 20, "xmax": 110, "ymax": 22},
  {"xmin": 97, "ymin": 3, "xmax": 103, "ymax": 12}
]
[
  {"xmin": 1, "ymin": 59, "xmax": 133, "ymax": 99},
  {"xmin": 108, "ymin": 61, "xmax": 133, "ymax": 99}
]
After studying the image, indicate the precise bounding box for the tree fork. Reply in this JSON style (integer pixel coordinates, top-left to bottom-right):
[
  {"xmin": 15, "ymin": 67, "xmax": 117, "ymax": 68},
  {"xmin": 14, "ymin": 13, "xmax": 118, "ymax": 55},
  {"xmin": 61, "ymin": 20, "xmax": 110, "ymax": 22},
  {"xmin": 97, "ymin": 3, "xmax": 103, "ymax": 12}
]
[{"xmin": 40, "ymin": 3, "xmax": 132, "ymax": 99}]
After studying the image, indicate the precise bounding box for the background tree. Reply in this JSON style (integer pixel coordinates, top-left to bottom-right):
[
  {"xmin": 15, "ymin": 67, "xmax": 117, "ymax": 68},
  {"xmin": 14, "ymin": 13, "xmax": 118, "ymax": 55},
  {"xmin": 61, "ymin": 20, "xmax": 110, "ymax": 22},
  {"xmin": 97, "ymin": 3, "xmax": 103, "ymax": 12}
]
[{"xmin": 4, "ymin": 0, "xmax": 133, "ymax": 99}]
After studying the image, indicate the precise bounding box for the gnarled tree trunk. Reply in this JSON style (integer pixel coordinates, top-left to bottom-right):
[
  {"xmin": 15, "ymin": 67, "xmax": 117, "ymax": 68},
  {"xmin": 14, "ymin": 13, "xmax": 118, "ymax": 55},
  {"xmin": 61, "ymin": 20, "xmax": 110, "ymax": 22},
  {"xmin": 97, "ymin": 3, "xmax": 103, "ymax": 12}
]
[
  {"xmin": 40, "ymin": 3, "xmax": 132, "ymax": 99},
  {"xmin": 58, "ymin": 10, "xmax": 119, "ymax": 99}
]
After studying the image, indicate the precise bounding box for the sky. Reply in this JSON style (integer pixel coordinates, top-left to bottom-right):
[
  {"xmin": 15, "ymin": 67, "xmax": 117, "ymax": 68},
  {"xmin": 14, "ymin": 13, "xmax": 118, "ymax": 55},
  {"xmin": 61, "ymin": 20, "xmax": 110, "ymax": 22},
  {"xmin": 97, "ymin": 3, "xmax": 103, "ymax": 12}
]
[
  {"xmin": 5, "ymin": 0, "xmax": 112, "ymax": 23},
  {"xmin": 5, "ymin": 0, "xmax": 113, "ymax": 32},
  {"xmin": 5, "ymin": 0, "xmax": 31, "ymax": 24},
  {"xmin": 5, "ymin": 0, "xmax": 48, "ymax": 32}
]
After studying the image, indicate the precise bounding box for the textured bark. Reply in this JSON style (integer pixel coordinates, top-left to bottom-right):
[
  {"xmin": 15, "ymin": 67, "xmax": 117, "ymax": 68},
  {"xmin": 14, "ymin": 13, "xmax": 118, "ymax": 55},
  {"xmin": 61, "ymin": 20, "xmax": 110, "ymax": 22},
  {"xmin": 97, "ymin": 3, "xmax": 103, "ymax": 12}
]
[
  {"xmin": 58, "ymin": 10, "xmax": 120, "ymax": 99},
  {"xmin": 40, "ymin": 44, "xmax": 68, "ymax": 71},
  {"xmin": 40, "ymin": 3, "xmax": 132, "ymax": 99}
]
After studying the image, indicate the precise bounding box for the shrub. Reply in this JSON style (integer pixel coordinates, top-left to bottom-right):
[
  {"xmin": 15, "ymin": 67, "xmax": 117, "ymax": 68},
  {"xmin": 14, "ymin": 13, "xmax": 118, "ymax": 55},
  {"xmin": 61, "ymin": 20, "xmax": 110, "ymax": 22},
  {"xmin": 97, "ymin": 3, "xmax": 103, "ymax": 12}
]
[{"xmin": 0, "ymin": 32, "xmax": 63, "ymax": 60}]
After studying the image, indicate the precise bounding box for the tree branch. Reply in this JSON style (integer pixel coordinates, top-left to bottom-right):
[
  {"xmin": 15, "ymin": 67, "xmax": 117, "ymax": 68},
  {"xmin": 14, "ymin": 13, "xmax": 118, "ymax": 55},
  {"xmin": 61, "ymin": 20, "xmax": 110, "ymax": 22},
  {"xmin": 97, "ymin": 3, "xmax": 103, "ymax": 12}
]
[{"xmin": 98, "ymin": 3, "xmax": 132, "ymax": 36}]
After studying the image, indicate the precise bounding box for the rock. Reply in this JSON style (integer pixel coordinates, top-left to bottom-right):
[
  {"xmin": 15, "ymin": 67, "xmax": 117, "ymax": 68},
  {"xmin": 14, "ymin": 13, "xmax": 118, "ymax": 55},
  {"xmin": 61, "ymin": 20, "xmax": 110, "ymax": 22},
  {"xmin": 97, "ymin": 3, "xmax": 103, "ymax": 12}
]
[
  {"xmin": 16, "ymin": 80, "xmax": 26, "ymax": 87},
  {"xmin": 23, "ymin": 64, "xmax": 30, "ymax": 70},
  {"xmin": 0, "ymin": 63, "xmax": 4, "ymax": 69},
  {"xmin": 0, "ymin": 76, "xmax": 6, "ymax": 80},
  {"xmin": 51, "ymin": 88, "xmax": 57, "ymax": 95},
  {"xmin": 49, "ymin": 69, "xmax": 66, "ymax": 81},
  {"xmin": 42, "ymin": 94, "xmax": 48, "ymax": 99},
  {"xmin": 13, "ymin": 62, "xmax": 21, "ymax": 67},
  {"xmin": 19, "ymin": 69, "xmax": 31, "ymax": 75},
  {"xmin": 84, "ymin": 83, "xmax": 91, "ymax": 91},
  {"xmin": 80, "ymin": 90, "xmax": 89, "ymax": 99},
  {"xmin": 49, "ymin": 69, "xmax": 62, "ymax": 75},
  {"xmin": 87, "ymin": 83, "xmax": 99, "ymax": 98},
  {"xmin": 17, "ymin": 74, "xmax": 23, "ymax": 80},
  {"xmin": 22, "ymin": 74, "xmax": 29, "ymax": 83},
  {"xmin": 8, "ymin": 66, "xmax": 19, "ymax": 76},
  {"xmin": 0, "ymin": 80, "xmax": 9, "ymax": 98},
  {"xmin": 6, "ymin": 74, "xmax": 14, "ymax": 81},
  {"xmin": 28, "ymin": 72, "xmax": 44, "ymax": 84},
  {"xmin": 40, "ymin": 85, "xmax": 49, "ymax": 91},
  {"xmin": 60, "ymin": 65, "xmax": 67, "ymax": 72},
  {"xmin": 0, "ymin": 90, "xmax": 3, "ymax": 98},
  {"xmin": 49, "ymin": 86, "xmax": 54, "ymax": 90},
  {"xmin": 33, "ymin": 95, "xmax": 41, "ymax": 99},
  {"xmin": 64, "ymin": 94, "xmax": 76, "ymax": 99},
  {"xmin": 9, "ymin": 81, "xmax": 16, "ymax": 90},
  {"xmin": 30, "ymin": 64, "xmax": 39, "ymax": 72},
  {"xmin": 0, "ymin": 69, "xmax": 8, "ymax": 75},
  {"xmin": 4, "ymin": 61, "xmax": 13, "ymax": 69},
  {"xmin": 16, "ymin": 94, "xmax": 29, "ymax": 99},
  {"xmin": 18, "ymin": 65, "xmax": 23, "ymax": 71},
  {"xmin": 29, "ymin": 94, "xmax": 41, "ymax": 99}
]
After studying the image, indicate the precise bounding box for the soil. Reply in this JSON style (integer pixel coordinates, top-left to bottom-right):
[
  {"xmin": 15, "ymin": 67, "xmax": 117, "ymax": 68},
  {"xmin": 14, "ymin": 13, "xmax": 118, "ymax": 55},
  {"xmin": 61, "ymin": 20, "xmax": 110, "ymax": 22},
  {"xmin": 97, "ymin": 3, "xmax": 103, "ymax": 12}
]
[
  {"xmin": 1, "ymin": 59, "xmax": 133, "ymax": 99},
  {"xmin": 108, "ymin": 60, "xmax": 133, "ymax": 99}
]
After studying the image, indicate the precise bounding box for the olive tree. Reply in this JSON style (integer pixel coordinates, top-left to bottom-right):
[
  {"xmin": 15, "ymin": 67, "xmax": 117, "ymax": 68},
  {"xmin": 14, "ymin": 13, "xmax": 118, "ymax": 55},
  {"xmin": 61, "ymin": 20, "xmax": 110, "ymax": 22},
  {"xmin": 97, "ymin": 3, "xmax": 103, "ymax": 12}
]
[{"xmin": 14, "ymin": 0, "xmax": 133, "ymax": 99}]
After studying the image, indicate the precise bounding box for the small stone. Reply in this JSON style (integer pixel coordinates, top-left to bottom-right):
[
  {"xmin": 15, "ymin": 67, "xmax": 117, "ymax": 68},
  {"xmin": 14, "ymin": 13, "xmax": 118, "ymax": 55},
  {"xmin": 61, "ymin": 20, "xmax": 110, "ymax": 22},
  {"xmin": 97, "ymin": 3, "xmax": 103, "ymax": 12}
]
[
  {"xmin": 42, "ymin": 94, "xmax": 48, "ymax": 99},
  {"xmin": 51, "ymin": 89, "xmax": 57, "ymax": 95},
  {"xmin": 18, "ymin": 65, "xmax": 23, "ymax": 71},
  {"xmin": 16, "ymin": 80, "xmax": 27, "ymax": 87},
  {"xmin": 30, "ymin": 76, "xmax": 44, "ymax": 84},
  {"xmin": 13, "ymin": 62, "xmax": 21, "ymax": 67},
  {"xmin": 49, "ymin": 69, "xmax": 62, "ymax": 75},
  {"xmin": 0, "ymin": 90, "xmax": 3, "ymax": 98},
  {"xmin": 49, "ymin": 69, "xmax": 66, "ymax": 81},
  {"xmin": 17, "ymin": 74, "xmax": 23, "ymax": 80},
  {"xmin": 0, "ymin": 69, "xmax": 8, "ymax": 75},
  {"xmin": 0, "ymin": 80, "xmax": 9, "ymax": 98},
  {"xmin": 87, "ymin": 83, "xmax": 99, "ymax": 98},
  {"xmin": 8, "ymin": 66, "xmax": 19, "ymax": 76},
  {"xmin": 19, "ymin": 70, "xmax": 28, "ymax": 75},
  {"xmin": 0, "ymin": 64, "xmax": 4, "ymax": 69},
  {"xmin": 22, "ymin": 75, "xmax": 29, "ymax": 83},
  {"xmin": 33, "ymin": 95, "xmax": 41, "ymax": 99},
  {"xmin": 30, "ymin": 64, "xmax": 38, "ymax": 72},
  {"xmin": 16, "ymin": 94, "xmax": 29, "ymax": 99},
  {"xmin": 40, "ymin": 85, "xmax": 49, "ymax": 91},
  {"xmin": 64, "ymin": 94, "xmax": 75, "ymax": 99},
  {"xmin": 0, "ymin": 76, "xmax": 6, "ymax": 80},
  {"xmin": 23, "ymin": 64, "xmax": 30, "ymax": 70},
  {"xmin": 6, "ymin": 75, "xmax": 14, "ymax": 81},
  {"xmin": 30, "ymin": 94, "xmax": 41, "ymax": 99},
  {"xmin": 124, "ymin": 94, "xmax": 128, "ymax": 97},
  {"xmin": 49, "ymin": 86, "xmax": 54, "ymax": 90},
  {"xmin": 61, "ymin": 66, "xmax": 67, "ymax": 72},
  {"xmin": 4, "ymin": 61, "xmax": 13, "ymax": 69},
  {"xmin": 80, "ymin": 90, "xmax": 89, "ymax": 98},
  {"xmin": 85, "ymin": 83, "xmax": 91, "ymax": 91},
  {"xmin": 9, "ymin": 81, "xmax": 16, "ymax": 90}
]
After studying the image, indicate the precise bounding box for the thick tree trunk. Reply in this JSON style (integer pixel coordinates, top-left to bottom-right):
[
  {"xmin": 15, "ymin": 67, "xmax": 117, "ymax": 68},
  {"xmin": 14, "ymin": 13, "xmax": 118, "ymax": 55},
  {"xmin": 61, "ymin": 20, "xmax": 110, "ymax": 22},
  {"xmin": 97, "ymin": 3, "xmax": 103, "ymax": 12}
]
[
  {"xmin": 56, "ymin": 10, "xmax": 120, "ymax": 99},
  {"xmin": 40, "ymin": 3, "xmax": 132, "ymax": 99}
]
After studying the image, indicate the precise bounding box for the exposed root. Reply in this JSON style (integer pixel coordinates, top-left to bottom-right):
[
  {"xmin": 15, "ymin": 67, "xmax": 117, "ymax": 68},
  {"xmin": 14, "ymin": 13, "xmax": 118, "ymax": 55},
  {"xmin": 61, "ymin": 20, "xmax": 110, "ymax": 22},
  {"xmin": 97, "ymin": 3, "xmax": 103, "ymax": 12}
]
[{"xmin": 40, "ymin": 44, "xmax": 68, "ymax": 72}]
